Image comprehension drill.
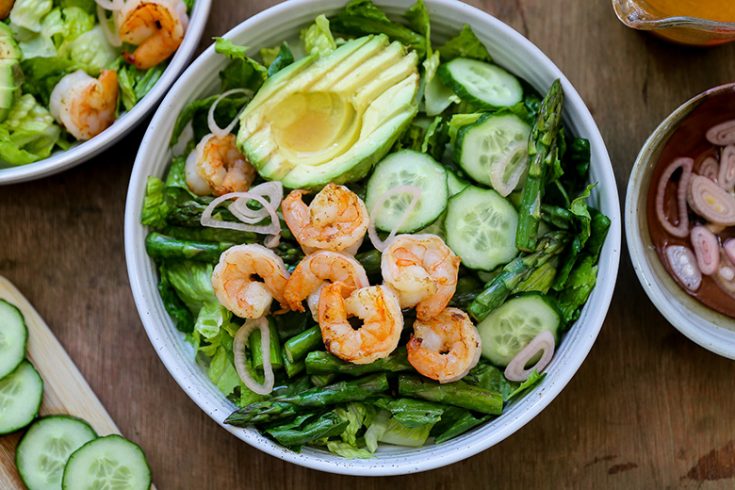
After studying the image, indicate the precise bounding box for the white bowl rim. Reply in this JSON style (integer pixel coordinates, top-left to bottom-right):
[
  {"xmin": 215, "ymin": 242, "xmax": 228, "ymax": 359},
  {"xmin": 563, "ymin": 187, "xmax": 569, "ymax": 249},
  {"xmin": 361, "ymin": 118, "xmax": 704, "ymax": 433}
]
[
  {"xmin": 625, "ymin": 83, "xmax": 735, "ymax": 360},
  {"xmin": 0, "ymin": 0, "xmax": 212, "ymax": 185},
  {"xmin": 125, "ymin": 0, "xmax": 622, "ymax": 476}
]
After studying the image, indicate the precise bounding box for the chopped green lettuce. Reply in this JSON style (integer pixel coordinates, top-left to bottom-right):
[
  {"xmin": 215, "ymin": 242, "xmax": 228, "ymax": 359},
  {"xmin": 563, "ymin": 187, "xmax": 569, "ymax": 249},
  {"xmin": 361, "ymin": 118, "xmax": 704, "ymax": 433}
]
[
  {"xmin": 0, "ymin": 93, "xmax": 60, "ymax": 166},
  {"xmin": 118, "ymin": 62, "xmax": 165, "ymax": 111},
  {"xmin": 326, "ymin": 441, "xmax": 373, "ymax": 459},
  {"xmin": 264, "ymin": 42, "xmax": 294, "ymax": 77},
  {"xmin": 506, "ymin": 371, "xmax": 545, "ymax": 401},
  {"xmin": 438, "ymin": 24, "xmax": 492, "ymax": 62},
  {"xmin": 10, "ymin": 0, "xmax": 53, "ymax": 32},
  {"xmin": 214, "ymin": 37, "xmax": 268, "ymax": 92},
  {"xmin": 464, "ymin": 361, "xmax": 516, "ymax": 401},
  {"xmin": 141, "ymin": 176, "xmax": 168, "ymax": 228},
  {"xmin": 300, "ymin": 15, "xmax": 337, "ymax": 57},
  {"xmin": 364, "ymin": 410, "xmax": 433, "ymax": 448},
  {"xmin": 423, "ymin": 51, "xmax": 460, "ymax": 116},
  {"xmin": 157, "ymin": 263, "xmax": 195, "ymax": 334},
  {"xmin": 164, "ymin": 261, "xmax": 216, "ymax": 313},
  {"xmin": 170, "ymin": 93, "xmax": 251, "ymax": 146},
  {"xmin": 430, "ymin": 406, "xmax": 489, "ymax": 444},
  {"xmin": 405, "ymin": 0, "xmax": 431, "ymax": 56},
  {"xmin": 66, "ymin": 26, "xmax": 118, "ymax": 74},
  {"xmin": 206, "ymin": 339, "xmax": 240, "ymax": 396},
  {"xmin": 372, "ymin": 397, "xmax": 443, "ymax": 428}
]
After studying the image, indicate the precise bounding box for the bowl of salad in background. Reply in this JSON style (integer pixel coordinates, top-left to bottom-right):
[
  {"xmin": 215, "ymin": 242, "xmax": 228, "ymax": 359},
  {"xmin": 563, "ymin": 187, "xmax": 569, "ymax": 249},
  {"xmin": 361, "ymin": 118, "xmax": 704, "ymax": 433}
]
[
  {"xmin": 0, "ymin": 0, "xmax": 211, "ymax": 185},
  {"xmin": 626, "ymin": 83, "xmax": 735, "ymax": 360},
  {"xmin": 125, "ymin": 0, "xmax": 621, "ymax": 475}
]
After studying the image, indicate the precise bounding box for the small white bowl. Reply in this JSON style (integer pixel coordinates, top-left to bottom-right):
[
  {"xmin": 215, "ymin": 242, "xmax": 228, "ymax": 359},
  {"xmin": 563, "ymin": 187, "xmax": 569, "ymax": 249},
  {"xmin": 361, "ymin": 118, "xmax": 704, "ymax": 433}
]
[
  {"xmin": 626, "ymin": 84, "xmax": 735, "ymax": 360},
  {"xmin": 125, "ymin": 0, "xmax": 621, "ymax": 475},
  {"xmin": 0, "ymin": 0, "xmax": 212, "ymax": 185}
]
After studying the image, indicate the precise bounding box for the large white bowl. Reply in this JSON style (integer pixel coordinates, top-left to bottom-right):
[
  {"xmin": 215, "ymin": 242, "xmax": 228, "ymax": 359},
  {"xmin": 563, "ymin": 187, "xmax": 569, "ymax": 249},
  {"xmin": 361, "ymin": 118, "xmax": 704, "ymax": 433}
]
[
  {"xmin": 0, "ymin": 0, "xmax": 212, "ymax": 185},
  {"xmin": 125, "ymin": 0, "xmax": 621, "ymax": 476}
]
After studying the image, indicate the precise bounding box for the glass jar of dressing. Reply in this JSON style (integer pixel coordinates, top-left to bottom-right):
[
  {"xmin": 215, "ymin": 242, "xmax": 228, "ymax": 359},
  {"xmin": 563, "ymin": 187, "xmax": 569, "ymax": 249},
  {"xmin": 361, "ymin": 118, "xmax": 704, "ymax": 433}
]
[{"xmin": 612, "ymin": 0, "xmax": 735, "ymax": 46}]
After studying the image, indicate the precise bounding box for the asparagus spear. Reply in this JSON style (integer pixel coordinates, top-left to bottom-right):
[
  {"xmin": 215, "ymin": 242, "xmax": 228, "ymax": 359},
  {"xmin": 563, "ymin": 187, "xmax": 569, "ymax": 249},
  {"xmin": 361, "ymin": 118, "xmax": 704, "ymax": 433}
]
[
  {"xmin": 145, "ymin": 233, "xmax": 234, "ymax": 263},
  {"xmin": 305, "ymin": 348, "xmax": 412, "ymax": 376},
  {"xmin": 225, "ymin": 374, "xmax": 390, "ymax": 425},
  {"xmin": 468, "ymin": 231, "xmax": 569, "ymax": 321},
  {"xmin": 516, "ymin": 79, "xmax": 565, "ymax": 252},
  {"xmin": 355, "ymin": 249, "xmax": 382, "ymax": 277},
  {"xmin": 310, "ymin": 374, "xmax": 336, "ymax": 387},
  {"xmin": 397, "ymin": 375, "xmax": 503, "ymax": 415},
  {"xmin": 250, "ymin": 319, "xmax": 284, "ymax": 372},
  {"xmin": 284, "ymin": 326, "xmax": 323, "ymax": 363},
  {"xmin": 266, "ymin": 411, "xmax": 348, "ymax": 447},
  {"xmin": 282, "ymin": 352, "xmax": 305, "ymax": 378}
]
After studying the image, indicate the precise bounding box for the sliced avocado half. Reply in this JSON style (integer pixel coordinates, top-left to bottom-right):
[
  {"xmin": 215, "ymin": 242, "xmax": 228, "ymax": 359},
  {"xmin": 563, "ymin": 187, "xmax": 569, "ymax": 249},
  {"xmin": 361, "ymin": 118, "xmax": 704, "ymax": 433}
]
[{"xmin": 237, "ymin": 34, "xmax": 420, "ymax": 189}]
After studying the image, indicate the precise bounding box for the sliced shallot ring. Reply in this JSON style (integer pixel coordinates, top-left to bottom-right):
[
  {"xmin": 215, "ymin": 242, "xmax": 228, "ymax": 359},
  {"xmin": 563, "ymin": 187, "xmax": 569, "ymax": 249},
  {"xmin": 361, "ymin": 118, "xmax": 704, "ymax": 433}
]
[
  {"xmin": 233, "ymin": 318, "xmax": 274, "ymax": 395},
  {"xmin": 688, "ymin": 175, "xmax": 735, "ymax": 226},
  {"xmin": 367, "ymin": 185, "xmax": 421, "ymax": 252},
  {"xmin": 229, "ymin": 181, "xmax": 283, "ymax": 224},
  {"xmin": 504, "ymin": 330, "xmax": 555, "ymax": 383},
  {"xmin": 714, "ymin": 252, "xmax": 735, "ymax": 298},
  {"xmin": 656, "ymin": 157, "xmax": 692, "ymax": 238},
  {"xmin": 201, "ymin": 191, "xmax": 281, "ymax": 242},
  {"xmin": 706, "ymin": 119, "xmax": 735, "ymax": 146},
  {"xmin": 665, "ymin": 245, "xmax": 702, "ymax": 292},
  {"xmin": 724, "ymin": 239, "xmax": 735, "ymax": 265},
  {"xmin": 719, "ymin": 145, "xmax": 735, "ymax": 192},
  {"xmin": 690, "ymin": 225, "xmax": 719, "ymax": 275},
  {"xmin": 698, "ymin": 156, "xmax": 719, "ymax": 182},
  {"xmin": 207, "ymin": 88, "xmax": 253, "ymax": 137},
  {"xmin": 95, "ymin": 0, "xmax": 124, "ymax": 11},
  {"xmin": 489, "ymin": 142, "xmax": 527, "ymax": 197},
  {"xmin": 97, "ymin": 5, "xmax": 121, "ymax": 47}
]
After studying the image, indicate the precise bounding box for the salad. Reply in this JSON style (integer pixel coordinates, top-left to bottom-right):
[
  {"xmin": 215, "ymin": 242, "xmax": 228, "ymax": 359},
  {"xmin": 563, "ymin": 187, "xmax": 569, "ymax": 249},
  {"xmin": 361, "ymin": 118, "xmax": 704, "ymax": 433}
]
[
  {"xmin": 141, "ymin": 0, "xmax": 610, "ymax": 457},
  {"xmin": 0, "ymin": 0, "xmax": 192, "ymax": 167}
]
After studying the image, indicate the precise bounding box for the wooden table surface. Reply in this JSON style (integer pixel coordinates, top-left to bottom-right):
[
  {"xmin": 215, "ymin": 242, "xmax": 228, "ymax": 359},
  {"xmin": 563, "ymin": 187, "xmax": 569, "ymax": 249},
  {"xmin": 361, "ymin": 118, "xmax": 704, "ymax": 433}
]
[{"xmin": 2, "ymin": 0, "xmax": 735, "ymax": 488}]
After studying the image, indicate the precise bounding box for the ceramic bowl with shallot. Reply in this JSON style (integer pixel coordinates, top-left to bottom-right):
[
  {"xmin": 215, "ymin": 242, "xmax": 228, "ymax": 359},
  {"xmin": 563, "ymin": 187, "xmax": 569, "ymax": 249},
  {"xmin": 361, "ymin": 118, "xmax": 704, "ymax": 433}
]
[{"xmin": 626, "ymin": 83, "xmax": 735, "ymax": 359}]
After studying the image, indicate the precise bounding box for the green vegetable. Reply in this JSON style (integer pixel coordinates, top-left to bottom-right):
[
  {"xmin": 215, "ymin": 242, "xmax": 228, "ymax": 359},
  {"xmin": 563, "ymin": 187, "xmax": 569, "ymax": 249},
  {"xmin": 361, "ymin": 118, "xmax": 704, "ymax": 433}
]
[
  {"xmin": 170, "ymin": 93, "xmax": 251, "ymax": 146},
  {"xmin": 329, "ymin": 0, "xmax": 426, "ymax": 58},
  {"xmin": 164, "ymin": 261, "xmax": 216, "ymax": 313},
  {"xmin": 305, "ymin": 348, "xmax": 411, "ymax": 376},
  {"xmin": 157, "ymin": 263, "xmax": 195, "ymax": 333},
  {"xmin": 65, "ymin": 26, "xmax": 117, "ymax": 73},
  {"xmin": 405, "ymin": 0, "xmax": 430, "ymax": 56},
  {"xmin": 397, "ymin": 375, "xmax": 503, "ymax": 415},
  {"xmin": 145, "ymin": 232, "xmax": 234, "ymax": 263},
  {"xmin": 335, "ymin": 402, "xmax": 370, "ymax": 446},
  {"xmin": 117, "ymin": 62, "xmax": 165, "ymax": 111},
  {"xmin": 272, "ymin": 311, "xmax": 310, "ymax": 339},
  {"xmin": 516, "ymin": 79, "xmax": 564, "ymax": 251},
  {"xmin": 214, "ymin": 37, "xmax": 267, "ymax": 92},
  {"xmin": 284, "ymin": 326, "xmax": 322, "ymax": 363},
  {"xmin": 423, "ymin": 51, "xmax": 460, "ymax": 116},
  {"xmin": 355, "ymin": 249, "xmax": 381, "ymax": 277},
  {"xmin": 364, "ymin": 410, "xmax": 433, "ymax": 449},
  {"xmin": 438, "ymin": 24, "xmax": 492, "ymax": 62},
  {"xmin": 0, "ymin": 93, "xmax": 60, "ymax": 166},
  {"xmin": 264, "ymin": 42, "xmax": 294, "ymax": 77},
  {"xmin": 266, "ymin": 411, "xmax": 348, "ymax": 447},
  {"xmin": 310, "ymin": 374, "xmax": 335, "ymax": 387},
  {"xmin": 282, "ymin": 354, "xmax": 305, "ymax": 379},
  {"xmin": 469, "ymin": 231, "xmax": 568, "ymax": 321},
  {"xmin": 430, "ymin": 406, "xmax": 489, "ymax": 444},
  {"xmin": 225, "ymin": 374, "xmax": 390, "ymax": 425},
  {"xmin": 506, "ymin": 370, "xmax": 546, "ymax": 402},
  {"xmin": 463, "ymin": 361, "xmax": 516, "ymax": 401},
  {"xmin": 300, "ymin": 15, "xmax": 336, "ymax": 57},
  {"xmin": 249, "ymin": 319, "xmax": 283, "ymax": 372},
  {"xmin": 206, "ymin": 335, "xmax": 240, "ymax": 397},
  {"xmin": 371, "ymin": 397, "xmax": 443, "ymax": 428},
  {"xmin": 10, "ymin": 0, "xmax": 53, "ymax": 32}
]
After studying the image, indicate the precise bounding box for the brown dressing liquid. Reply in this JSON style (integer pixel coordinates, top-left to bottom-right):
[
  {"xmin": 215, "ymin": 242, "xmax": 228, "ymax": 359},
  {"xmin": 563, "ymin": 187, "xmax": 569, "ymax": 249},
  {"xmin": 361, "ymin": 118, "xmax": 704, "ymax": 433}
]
[{"xmin": 646, "ymin": 90, "xmax": 735, "ymax": 318}]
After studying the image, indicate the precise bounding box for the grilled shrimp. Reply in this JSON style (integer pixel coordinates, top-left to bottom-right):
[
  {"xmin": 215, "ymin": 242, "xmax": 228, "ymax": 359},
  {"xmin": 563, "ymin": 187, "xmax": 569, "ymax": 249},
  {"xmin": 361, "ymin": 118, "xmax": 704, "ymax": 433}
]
[
  {"xmin": 211, "ymin": 244, "xmax": 290, "ymax": 319},
  {"xmin": 407, "ymin": 308, "xmax": 481, "ymax": 384},
  {"xmin": 49, "ymin": 70, "xmax": 118, "ymax": 141},
  {"xmin": 318, "ymin": 282, "xmax": 403, "ymax": 365},
  {"xmin": 117, "ymin": 0, "xmax": 188, "ymax": 69},
  {"xmin": 381, "ymin": 234, "xmax": 460, "ymax": 321},
  {"xmin": 282, "ymin": 184, "xmax": 369, "ymax": 255},
  {"xmin": 0, "ymin": 0, "xmax": 14, "ymax": 19},
  {"xmin": 185, "ymin": 133, "xmax": 257, "ymax": 196},
  {"xmin": 283, "ymin": 251, "xmax": 369, "ymax": 318}
]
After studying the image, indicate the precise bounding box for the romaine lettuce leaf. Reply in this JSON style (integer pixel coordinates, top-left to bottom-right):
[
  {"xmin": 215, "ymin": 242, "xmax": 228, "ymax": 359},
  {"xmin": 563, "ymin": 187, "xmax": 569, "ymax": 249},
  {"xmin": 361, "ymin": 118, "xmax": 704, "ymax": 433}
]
[
  {"xmin": 164, "ymin": 260, "xmax": 217, "ymax": 313},
  {"xmin": 0, "ymin": 93, "xmax": 60, "ymax": 166},
  {"xmin": 118, "ymin": 62, "xmax": 165, "ymax": 111},
  {"xmin": 405, "ymin": 0, "xmax": 430, "ymax": 56},
  {"xmin": 265, "ymin": 42, "xmax": 294, "ymax": 77},
  {"xmin": 438, "ymin": 24, "xmax": 492, "ymax": 62},
  {"xmin": 300, "ymin": 15, "xmax": 337, "ymax": 57},
  {"xmin": 423, "ymin": 51, "xmax": 460, "ymax": 116},
  {"xmin": 214, "ymin": 37, "xmax": 267, "ymax": 92},
  {"xmin": 65, "ymin": 26, "xmax": 118, "ymax": 74},
  {"xmin": 157, "ymin": 262, "xmax": 195, "ymax": 333},
  {"xmin": 9, "ymin": 0, "xmax": 53, "ymax": 32}
]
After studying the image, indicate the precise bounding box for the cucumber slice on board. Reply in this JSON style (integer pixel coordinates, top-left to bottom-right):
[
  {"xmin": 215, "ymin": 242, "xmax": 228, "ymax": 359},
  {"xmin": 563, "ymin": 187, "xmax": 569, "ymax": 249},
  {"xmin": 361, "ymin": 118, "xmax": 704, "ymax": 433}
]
[
  {"xmin": 62, "ymin": 435, "xmax": 151, "ymax": 490},
  {"xmin": 366, "ymin": 149, "xmax": 448, "ymax": 233},
  {"xmin": 0, "ymin": 360, "xmax": 43, "ymax": 435},
  {"xmin": 477, "ymin": 293, "xmax": 561, "ymax": 366},
  {"xmin": 17, "ymin": 415, "xmax": 97, "ymax": 490},
  {"xmin": 456, "ymin": 113, "xmax": 531, "ymax": 195},
  {"xmin": 445, "ymin": 186, "xmax": 519, "ymax": 271},
  {"xmin": 438, "ymin": 58, "xmax": 523, "ymax": 110},
  {"xmin": 0, "ymin": 299, "xmax": 27, "ymax": 379}
]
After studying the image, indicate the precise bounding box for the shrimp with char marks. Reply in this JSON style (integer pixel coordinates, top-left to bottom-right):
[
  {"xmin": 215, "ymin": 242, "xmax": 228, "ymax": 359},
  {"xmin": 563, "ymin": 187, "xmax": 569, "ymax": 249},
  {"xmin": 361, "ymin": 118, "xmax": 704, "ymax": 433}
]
[
  {"xmin": 117, "ymin": 0, "xmax": 188, "ymax": 69},
  {"xmin": 283, "ymin": 251, "xmax": 369, "ymax": 319},
  {"xmin": 186, "ymin": 133, "xmax": 257, "ymax": 196},
  {"xmin": 211, "ymin": 244, "xmax": 290, "ymax": 319},
  {"xmin": 381, "ymin": 234, "xmax": 460, "ymax": 321},
  {"xmin": 318, "ymin": 282, "xmax": 403, "ymax": 365},
  {"xmin": 282, "ymin": 183, "xmax": 369, "ymax": 255},
  {"xmin": 49, "ymin": 70, "xmax": 119, "ymax": 141},
  {"xmin": 407, "ymin": 307, "xmax": 481, "ymax": 384}
]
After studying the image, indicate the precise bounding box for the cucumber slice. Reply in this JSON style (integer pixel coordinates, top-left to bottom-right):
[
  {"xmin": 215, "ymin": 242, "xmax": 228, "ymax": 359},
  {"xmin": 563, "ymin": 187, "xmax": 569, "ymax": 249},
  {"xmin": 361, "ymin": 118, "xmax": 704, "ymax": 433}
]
[
  {"xmin": 438, "ymin": 58, "xmax": 523, "ymax": 110},
  {"xmin": 445, "ymin": 186, "xmax": 519, "ymax": 271},
  {"xmin": 0, "ymin": 361, "xmax": 43, "ymax": 435},
  {"xmin": 62, "ymin": 435, "xmax": 151, "ymax": 490},
  {"xmin": 478, "ymin": 294, "xmax": 561, "ymax": 367},
  {"xmin": 0, "ymin": 299, "xmax": 27, "ymax": 379},
  {"xmin": 456, "ymin": 113, "xmax": 531, "ymax": 195},
  {"xmin": 447, "ymin": 171, "xmax": 469, "ymax": 196},
  {"xmin": 366, "ymin": 149, "xmax": 448, "ymax": 233},
  {"xmin": 17, "ymin": 415, "xmax": 97, "ymax": 490}
]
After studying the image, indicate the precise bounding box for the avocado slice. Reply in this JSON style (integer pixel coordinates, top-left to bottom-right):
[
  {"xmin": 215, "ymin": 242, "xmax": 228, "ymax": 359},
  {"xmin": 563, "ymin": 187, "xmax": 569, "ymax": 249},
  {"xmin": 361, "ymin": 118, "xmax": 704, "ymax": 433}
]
[
  {"xmin": 0, "ymin": 24, "xmax": 21, "ymax": 123},
  {"xmin": 237, "ymin": 34, "xmax": 420, "ymax": 189}
]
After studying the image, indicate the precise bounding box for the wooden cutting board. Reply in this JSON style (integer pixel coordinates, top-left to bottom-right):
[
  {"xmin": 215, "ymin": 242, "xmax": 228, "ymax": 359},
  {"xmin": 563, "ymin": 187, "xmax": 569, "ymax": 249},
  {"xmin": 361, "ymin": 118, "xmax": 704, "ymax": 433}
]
[{"xmin": 0, "ymin": 276, "xmax": 156, "ymax": 489}]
